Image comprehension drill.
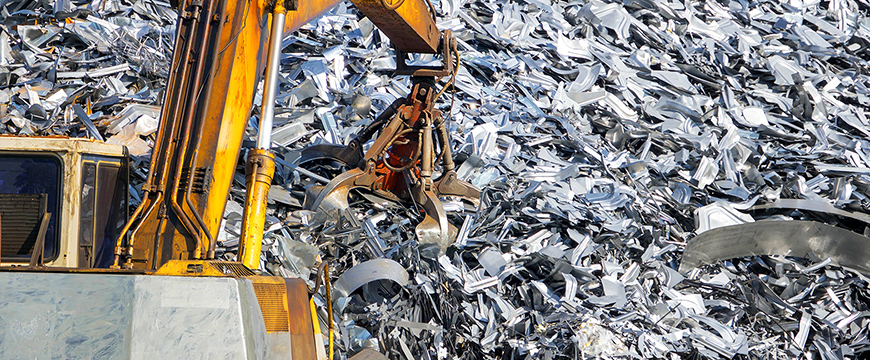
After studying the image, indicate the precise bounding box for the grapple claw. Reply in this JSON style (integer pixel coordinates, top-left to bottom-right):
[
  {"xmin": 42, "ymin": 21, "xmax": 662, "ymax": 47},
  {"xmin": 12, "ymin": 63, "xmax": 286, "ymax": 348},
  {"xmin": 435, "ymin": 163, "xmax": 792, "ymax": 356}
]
[
  {"xmin": 304, "ymin": 168, "xmax": 367, "ymax": 214},
  {"xmin": 433, "ymin": 170, "xmax": 480, "ymax": 207},
  {"xmin": 414, "ymin": 186, "xmax": 450, "ymax": 258}
]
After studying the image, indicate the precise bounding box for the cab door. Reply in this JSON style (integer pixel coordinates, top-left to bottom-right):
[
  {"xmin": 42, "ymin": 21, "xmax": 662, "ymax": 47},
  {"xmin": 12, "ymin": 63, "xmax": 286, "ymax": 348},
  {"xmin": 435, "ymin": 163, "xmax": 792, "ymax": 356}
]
[{"xmin": 78, "ymin": 156, "xmax": 129, "ymax": 268}]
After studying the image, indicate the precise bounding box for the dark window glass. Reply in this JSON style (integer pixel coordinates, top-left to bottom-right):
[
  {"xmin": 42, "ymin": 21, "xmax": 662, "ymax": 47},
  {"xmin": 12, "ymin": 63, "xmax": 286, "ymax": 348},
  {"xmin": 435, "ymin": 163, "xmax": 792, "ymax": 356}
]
[
  {"xmin": 0, "ymin": 155, "xmax": 61, "ymax": 260},
  {"xmin": 79, "ymin": 161, "xmax": 126, "ymax": 268},
  {"xmin": 94, "ymin": 164, "xmax": 125, "ymax": 268},
  {"xmin": 79, "ymin": 163, "xmax": 96, "ymax": 266}
]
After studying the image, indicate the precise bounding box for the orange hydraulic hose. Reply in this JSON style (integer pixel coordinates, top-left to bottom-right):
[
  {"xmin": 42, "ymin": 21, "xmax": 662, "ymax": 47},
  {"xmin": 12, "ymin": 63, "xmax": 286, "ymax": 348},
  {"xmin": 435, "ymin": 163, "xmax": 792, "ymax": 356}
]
[
  {"xmin": 112, "ymin": 5, "xmax": 193, "ymax": 268},
  {"xmin": 168, "ymin": 0, "xmax": 219, "ymax": 259}
]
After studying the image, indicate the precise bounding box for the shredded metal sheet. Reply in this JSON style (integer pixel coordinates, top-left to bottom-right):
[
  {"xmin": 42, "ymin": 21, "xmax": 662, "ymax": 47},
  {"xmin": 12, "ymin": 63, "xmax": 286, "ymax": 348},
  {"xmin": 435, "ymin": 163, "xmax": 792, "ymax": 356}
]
[{"xmin": 5, "ymin": 0, "xmax": 870, "ymax": 359}]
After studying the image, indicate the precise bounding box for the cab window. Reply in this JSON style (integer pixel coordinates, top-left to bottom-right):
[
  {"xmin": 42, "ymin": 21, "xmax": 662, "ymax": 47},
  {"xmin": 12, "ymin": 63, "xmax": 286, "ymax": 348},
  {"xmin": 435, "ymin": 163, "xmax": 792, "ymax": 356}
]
[{"xmin": 0, "ymin": 155, "xmax": 62, "ymax": 261}]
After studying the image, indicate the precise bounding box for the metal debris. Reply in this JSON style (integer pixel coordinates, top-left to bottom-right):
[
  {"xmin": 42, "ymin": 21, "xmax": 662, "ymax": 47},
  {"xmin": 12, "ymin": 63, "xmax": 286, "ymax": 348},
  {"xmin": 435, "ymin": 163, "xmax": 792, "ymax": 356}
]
[
  {"xmin": 680, "ymin": 220, "xmax": 870, "ymax": 276},
  {"xmin": 333, "ymin": 259, "xmax": 410, "ymax": 298},
  {"xmin": 0, "ymin": 0, "xmax": 172, "ymax": 141},
  {"xmin": 7, "ymin": 0, "xmax": 870, "ymax": 359}
]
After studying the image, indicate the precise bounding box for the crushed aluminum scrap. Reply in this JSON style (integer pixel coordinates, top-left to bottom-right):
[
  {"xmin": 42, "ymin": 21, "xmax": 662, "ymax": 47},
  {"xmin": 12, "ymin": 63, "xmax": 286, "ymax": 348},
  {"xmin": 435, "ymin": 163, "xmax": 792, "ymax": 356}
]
[
  {"xmin": 5, "ymin": 0, "xmax": 870, "ymax": 359},
  {"xmin": 0, "ymin": 0, "xmax": 173, "ymax": 160}
]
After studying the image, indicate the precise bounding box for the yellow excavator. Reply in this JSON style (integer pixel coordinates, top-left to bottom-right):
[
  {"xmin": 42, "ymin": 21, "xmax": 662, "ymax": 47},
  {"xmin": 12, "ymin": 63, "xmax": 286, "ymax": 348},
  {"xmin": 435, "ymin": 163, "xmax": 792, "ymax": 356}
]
[{"xmin": 0, "ymin": 0, "xmax": 478, "ymax": 358}]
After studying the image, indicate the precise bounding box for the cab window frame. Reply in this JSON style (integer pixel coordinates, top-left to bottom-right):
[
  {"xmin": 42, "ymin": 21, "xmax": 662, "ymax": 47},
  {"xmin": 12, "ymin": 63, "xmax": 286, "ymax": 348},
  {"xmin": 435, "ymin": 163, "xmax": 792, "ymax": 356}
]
[{"xmin": 79, "ymin": 156, "xmax": 128, "ymax": 268}]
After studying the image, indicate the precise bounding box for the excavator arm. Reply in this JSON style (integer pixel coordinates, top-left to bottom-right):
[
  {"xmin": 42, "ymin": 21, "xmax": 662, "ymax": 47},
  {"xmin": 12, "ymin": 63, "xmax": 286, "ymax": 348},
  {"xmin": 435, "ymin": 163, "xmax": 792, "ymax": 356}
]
[{"xmin": 113, "ymin": 0, "xmax": 475, "ymax": 270}]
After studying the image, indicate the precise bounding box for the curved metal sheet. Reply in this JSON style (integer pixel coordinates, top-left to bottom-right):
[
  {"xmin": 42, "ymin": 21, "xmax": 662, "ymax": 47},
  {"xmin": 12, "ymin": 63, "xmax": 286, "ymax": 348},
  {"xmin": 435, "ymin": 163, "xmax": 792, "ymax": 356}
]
[
  {"xmin": 679, "ymin": 220, "xmax": 870, "ymax": 276},
  {"xmin": 750, "ymin": 199, "xmax": 870, "ymax": 224},
  {"xmin": 333, "ymin": 259, "xmax": 409, "ymax": 298}
]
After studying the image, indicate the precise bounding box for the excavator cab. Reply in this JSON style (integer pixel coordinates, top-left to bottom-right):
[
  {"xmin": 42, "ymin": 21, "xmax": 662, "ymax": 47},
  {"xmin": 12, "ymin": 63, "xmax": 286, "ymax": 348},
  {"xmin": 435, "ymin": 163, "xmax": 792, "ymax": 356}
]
[
  {"xmin": 0, "ymin": 136, "xmax": 128, "ymax": 268},
  {"xmin": 0, "ymin": 139, "xmax": 330, "ymax": 360}
]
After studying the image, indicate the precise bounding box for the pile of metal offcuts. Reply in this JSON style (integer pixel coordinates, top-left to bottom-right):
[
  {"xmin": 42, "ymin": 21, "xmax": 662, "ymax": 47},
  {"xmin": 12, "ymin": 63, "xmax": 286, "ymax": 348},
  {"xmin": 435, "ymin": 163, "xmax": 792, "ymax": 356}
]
[{"xmin": 4, "ymin": 0, "xmax": 870, "ymax": 358}]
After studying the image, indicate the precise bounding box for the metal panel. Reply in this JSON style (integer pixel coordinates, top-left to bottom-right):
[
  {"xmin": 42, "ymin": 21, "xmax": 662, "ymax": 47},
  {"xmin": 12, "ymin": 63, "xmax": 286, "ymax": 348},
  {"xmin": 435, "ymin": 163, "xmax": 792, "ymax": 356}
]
[
  {"xmin": 0, "ymin": 272, "xmax": 135, "ymax": 359},
  {"xmin": 350, "ymin": 0, "xmax": 440, "ymax": 53},
  {"xmin": 0, "ymin": 272, "xmax": 288, "ymax": 359},
  {"xmin": 252, "ymin": 281, "xmax": 290, "ymax": 332},
  {"xmin": 285, "ymin": 278, "xmax": 317, "ymax": 360}
]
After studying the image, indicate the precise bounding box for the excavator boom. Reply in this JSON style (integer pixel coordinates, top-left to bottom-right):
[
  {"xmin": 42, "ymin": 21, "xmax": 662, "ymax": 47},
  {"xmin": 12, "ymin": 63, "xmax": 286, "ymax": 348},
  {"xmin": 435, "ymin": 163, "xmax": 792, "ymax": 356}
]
[{"xmin": 115, "ymin": 0, "xmax": 446, "ymax": 270}]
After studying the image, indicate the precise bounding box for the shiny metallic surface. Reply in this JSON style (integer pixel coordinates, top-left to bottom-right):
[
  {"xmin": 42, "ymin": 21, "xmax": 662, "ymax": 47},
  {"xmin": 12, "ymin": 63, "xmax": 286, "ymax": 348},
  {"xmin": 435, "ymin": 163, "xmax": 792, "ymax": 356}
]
[
  {"xmin": 680, "ymin": 221, "xmax": 870, "ymax": 276},
  {"xmin": 256, "ymin": 9, "xmax": 287, "ymax": 150},
  {"xmin": 9, "ymin": 0, "xmax": 870, "ymax": 358}
]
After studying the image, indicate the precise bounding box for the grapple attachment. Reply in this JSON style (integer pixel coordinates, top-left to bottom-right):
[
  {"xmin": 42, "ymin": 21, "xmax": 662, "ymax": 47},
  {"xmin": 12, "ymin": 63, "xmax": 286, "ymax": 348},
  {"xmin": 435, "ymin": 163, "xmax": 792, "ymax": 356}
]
[{"xmin": 300, "ymin": 74, "xmax": 479, "ymax": 257}]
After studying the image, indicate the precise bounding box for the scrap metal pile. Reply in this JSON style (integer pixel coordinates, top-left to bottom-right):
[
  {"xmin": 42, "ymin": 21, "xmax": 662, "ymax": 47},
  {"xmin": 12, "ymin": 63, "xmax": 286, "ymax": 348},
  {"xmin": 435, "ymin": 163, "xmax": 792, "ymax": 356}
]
[
  {"xmin": 3, "ymin": 0, "xmax": 870, "ymax": 359},
  {"xmin": 0, "ymin": 0, "xmax": 172, "ymax": 157}
]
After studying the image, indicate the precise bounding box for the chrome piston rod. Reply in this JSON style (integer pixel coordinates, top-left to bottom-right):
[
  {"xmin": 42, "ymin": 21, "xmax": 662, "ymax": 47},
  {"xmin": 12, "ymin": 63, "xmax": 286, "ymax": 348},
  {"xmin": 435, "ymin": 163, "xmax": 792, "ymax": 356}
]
[{"xmin": 255, "ymin": 6, "xmax": 286, "ymax": 149}]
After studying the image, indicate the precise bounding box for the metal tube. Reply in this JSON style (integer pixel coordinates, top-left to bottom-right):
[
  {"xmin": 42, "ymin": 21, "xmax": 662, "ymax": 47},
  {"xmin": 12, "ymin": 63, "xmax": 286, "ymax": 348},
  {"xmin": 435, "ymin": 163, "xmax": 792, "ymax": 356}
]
[
  {"xmin": 325, "ymin": 263, "xmax": 334, "ymax": 360},
  {"xmin": 238, "ymin": 150, "xmax": 276, "ymax": 269},
  {"xmin": 420, "ymin": 118, "xmax": 433, "ymax": 178},
  {"xmin": 111, "ymin": 191, "xmax": 148, "ymax": 268},
  {"xmin": 359, "ymin": 98, "xmax": 405, "ymax": 142},
  {"xmin": 256, "ymin": 9, "xmax": 286, "ymax": 149},
  {"xmin": 436, "ymin": 118, "xmax": 455, "ymax": 171}
]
